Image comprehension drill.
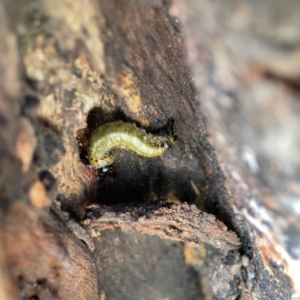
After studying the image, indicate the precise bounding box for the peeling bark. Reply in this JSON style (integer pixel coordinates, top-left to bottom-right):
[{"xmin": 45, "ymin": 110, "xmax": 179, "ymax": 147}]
[{"xmin": 83, "ymin": 201, "xmax": 240, "ymax": 252}]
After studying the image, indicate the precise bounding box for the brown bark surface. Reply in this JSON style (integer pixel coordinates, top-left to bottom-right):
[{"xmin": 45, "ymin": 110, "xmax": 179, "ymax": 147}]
[{"xmin": 0, "ymin": 0, "xmax": 298, "ymax": 299}]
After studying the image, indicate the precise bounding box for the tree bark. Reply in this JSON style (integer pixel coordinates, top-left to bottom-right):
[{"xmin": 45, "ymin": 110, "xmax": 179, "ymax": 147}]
[{"xmin": 0, "ymin": 0, "xmax": 298, "ymax": 299}]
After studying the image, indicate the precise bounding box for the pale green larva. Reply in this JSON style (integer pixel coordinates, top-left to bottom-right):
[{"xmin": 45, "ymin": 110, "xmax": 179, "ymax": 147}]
[{"xmin": 88, "ymin": 121, "xmax": 175, "ymax": 169}]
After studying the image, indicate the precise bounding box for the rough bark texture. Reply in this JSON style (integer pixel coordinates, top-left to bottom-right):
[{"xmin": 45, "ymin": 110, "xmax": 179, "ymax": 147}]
[
  {"xmin": 0, "ymin": 0, "xmax": 299, "ymax": 299},
  {"xmin": 170, "ymin": 0, "xmax": 300, "ymax": 299},
  {"xmin": 83, "ymin": 201, "xmax": 240, "ymax": 251}
]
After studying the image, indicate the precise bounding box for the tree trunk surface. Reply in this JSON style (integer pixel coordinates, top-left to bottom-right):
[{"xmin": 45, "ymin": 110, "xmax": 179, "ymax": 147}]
[{"xmin": 0, "ymin": 0, "xmax": 299, "ymax": 299}]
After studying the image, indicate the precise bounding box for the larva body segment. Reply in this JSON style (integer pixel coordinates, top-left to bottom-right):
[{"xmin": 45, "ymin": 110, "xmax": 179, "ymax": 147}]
[{"xmin": 88, "ymin": 121, "xmax": 174, "ymax": 169}]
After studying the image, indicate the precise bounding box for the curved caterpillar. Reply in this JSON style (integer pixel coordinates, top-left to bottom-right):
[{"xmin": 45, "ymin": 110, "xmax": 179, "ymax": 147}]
[{"xmin": 88, "ymin": 121, "xmax": 174, "ymax": 169}]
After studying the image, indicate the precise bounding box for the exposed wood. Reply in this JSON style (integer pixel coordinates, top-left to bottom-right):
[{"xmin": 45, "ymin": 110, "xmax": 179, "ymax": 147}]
[
  {"xmin": 83, "ymin": 201, "xmax": 240, "ymax": 252},
  {"xmin": 0, "ymin": 0, "xmax": 298, "ymax": 299}
]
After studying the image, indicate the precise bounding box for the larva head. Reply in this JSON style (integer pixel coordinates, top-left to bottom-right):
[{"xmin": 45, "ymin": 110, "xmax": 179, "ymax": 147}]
[{"xmin": 89, "ymin": 155, "xmax": 114, "ymax": 169}]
